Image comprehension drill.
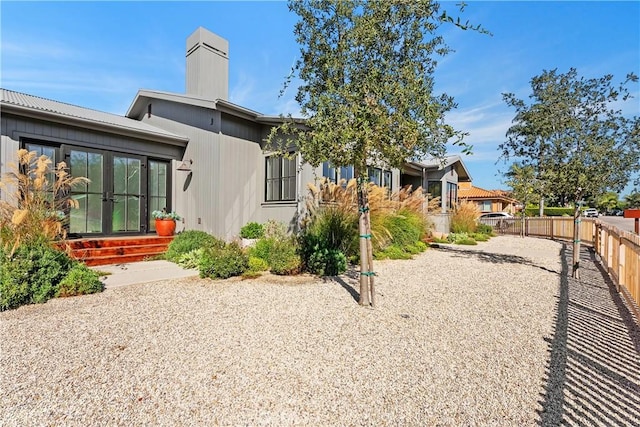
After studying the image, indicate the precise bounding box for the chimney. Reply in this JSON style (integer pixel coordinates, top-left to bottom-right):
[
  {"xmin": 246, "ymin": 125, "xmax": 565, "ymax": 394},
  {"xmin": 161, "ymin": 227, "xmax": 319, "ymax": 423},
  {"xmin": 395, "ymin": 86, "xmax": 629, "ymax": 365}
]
[{"xmin": 185, "ymin": 27, "xmax": 229, "ymax": 100}]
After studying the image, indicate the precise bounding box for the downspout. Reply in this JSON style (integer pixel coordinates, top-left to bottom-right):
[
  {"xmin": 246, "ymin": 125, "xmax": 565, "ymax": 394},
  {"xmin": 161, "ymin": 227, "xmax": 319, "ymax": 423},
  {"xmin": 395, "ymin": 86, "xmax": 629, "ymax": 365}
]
[{"xmin": 296, "ymin": 152, "xmax": 302, "ymax": 232}]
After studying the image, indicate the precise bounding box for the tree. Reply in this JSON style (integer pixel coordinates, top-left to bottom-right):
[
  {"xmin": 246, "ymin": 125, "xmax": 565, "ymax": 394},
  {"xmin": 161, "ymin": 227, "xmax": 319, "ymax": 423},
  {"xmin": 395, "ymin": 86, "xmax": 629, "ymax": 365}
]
[
  {"xmin": 504, "ymin": 163, "xmax": 539, "ymax": 236},
  {"xmin": 595, "ymin": 191, "xmax": 620, "ymax": 213},
  {"xmin": 268, "ymin": 0, "xmax": 486, "ymax": 306},
  {"xmin": 500, "ymin": 68, "xmax": 640, "ymax": 278},
  {"xmin": 624, "ymin": 191, "xmax": 640, "ymax": 209}
]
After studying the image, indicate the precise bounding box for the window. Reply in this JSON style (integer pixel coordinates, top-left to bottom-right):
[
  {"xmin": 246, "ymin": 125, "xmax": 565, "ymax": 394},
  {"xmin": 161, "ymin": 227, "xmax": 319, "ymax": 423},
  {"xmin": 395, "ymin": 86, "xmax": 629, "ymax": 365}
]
[
  {"xmin": 322, "ymin": 162, "xmax": 354, "ymax": 184},
  {"xmin": 368, "ymin": 166, "xmax": 391, "ymax": 191},
  {"xmin": 446, "ymin": 182, "xmax": 457, "ymax": 210},
  {"xmin": 148, "ymin": 160, "xmax": 169, "ymax": 231},
  {"xmin": 479, "ymin": 201, "xmax": 492, "ymax": 212},
  {"xmin": 266, "ymin": 154, "xmax": 296, "ymax": 202},
  {"xmin": 426, "ymin": 181, "xmax": 442, "ymax": 199}
]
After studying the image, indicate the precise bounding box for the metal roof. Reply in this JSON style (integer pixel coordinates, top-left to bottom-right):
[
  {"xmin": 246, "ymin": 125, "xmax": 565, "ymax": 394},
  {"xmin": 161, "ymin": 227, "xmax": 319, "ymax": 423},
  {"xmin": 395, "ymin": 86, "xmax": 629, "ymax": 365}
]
[{"xmin": 1, "ymin": 88, "xmax": 188, "ymax": 144}]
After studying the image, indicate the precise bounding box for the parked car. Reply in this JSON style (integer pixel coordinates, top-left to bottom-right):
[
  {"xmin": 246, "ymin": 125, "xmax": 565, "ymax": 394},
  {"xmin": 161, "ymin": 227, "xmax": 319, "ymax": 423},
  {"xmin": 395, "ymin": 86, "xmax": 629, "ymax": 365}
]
[
  {"xmin": 583, "ymin": 208, "xmax": 599, "ymax": 218},
  {"xmin": 478, "ymin": 212, "xmax": 514, "ymax": 225}
]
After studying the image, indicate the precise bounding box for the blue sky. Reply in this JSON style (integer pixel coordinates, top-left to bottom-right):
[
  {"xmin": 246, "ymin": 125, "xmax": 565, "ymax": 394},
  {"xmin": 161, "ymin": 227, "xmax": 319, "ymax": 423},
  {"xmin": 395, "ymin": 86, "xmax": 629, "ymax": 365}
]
[{"xmin": 2, "ymin": 1, "xmax": 639, "ymax": 195}]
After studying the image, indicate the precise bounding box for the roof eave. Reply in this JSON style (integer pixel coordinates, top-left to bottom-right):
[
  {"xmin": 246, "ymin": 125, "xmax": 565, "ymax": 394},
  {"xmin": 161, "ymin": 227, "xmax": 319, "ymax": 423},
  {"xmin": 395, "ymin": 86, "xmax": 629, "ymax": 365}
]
[{"xmin": 3, "ymin": 102, "xmax": 188, "ymax": 146}]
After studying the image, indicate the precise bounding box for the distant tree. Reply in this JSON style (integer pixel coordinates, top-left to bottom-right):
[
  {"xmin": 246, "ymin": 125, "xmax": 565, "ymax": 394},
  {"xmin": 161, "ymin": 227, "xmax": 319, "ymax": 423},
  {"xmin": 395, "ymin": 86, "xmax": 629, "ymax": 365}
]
[
  {"xmin": 595, "ymin": 191, "xmax": 620, "ymax": 213},
  {"xmin": 268, "ymin": 0, "xmax": 486, "ymax": 306},
  {"xmin": 500, "ymin": 68, "xmax": 640, "ymax": 278},
  {"xmin": 504, "ymin": 163, "xmax": 538, "ymax": 235},
  {"xmin": 625, "ymin": 191, "xmax": 640, "ymax": 209}
]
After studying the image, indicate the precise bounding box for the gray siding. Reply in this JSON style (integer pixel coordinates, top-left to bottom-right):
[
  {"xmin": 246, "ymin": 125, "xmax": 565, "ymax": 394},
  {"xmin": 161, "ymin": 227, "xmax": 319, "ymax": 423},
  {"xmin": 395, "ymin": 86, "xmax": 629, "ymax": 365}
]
[{"xmin": 1, "ymin": 113, "xmax": 183, "ymax": 160}]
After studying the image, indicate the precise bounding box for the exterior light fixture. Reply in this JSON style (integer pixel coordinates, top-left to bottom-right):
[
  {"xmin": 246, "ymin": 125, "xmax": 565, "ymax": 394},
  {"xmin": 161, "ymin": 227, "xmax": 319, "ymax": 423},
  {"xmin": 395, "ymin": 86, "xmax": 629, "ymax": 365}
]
[{"xmin": 177, "ymin": 159, "xmax": 193, "ymax": 172}]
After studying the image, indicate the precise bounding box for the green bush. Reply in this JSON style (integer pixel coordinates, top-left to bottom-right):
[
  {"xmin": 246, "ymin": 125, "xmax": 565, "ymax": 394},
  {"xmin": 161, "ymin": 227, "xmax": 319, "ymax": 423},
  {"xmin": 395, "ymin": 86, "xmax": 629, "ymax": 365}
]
[
  {"xmin": 383, "ymin": 210, "xmax": 423, "ymax": 249},
  {"xmin": 166, "ymin": 230, "xmax": 224, "ymax": 262},
  {"xmin": 268, "ymin": 238, "xmax": 302, "ymax": 275},
  {"xmin": 57, "ymin": 263, "xmax": 104, "ymax": 297},
  {"xmin": 524, "ymin": 207, "xmax": 575, "ymax": 217},
  {"xmin": 1, "ymin": 243, "xmax": 75, "ymax": 311},
  {"xmin": 299, "ymin": 206, "xmax": 356, "ymax": 276},
  {"xmin": 240, "ymin": 222, "xmax": 264, "ymax": 239},
  {"xmin": 476, "ymin": 224, "xmax": 494, "ymax": 235},
  {"xmin": 447, "ymin": 232, "xmax": 478, "ymax": 245},
  {"xmin": 470, "ymin": 233, "xmax": 490, "ymax": 242},
  {"xmin": 199, "ymin": 242, "xmax": 248, "ymax": 280},
  {"xmin": 249, "ymin": 237, "xmax": 276, "ymax": 263},
  {"xmin": 375, "ymin": 245, "xmax": 413, "ymax": 260},
  {"xmin": 176, "ymin": 248, "xmax": 204, "ymax": 269},
  {"xmin": 248, "ymin": 256, "xmax": 269, "ymax": 273},
  {"xmin": 305, "ymin": 245, "xmax": 347, "ymax": 276}
]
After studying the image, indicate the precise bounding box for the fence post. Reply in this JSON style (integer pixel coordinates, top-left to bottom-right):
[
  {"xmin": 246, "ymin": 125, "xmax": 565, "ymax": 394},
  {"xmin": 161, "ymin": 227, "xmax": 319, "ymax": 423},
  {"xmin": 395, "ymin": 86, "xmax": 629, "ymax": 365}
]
[{"xmin": 550, "ymin": 218, "xmax": 554, "ymax": 240}]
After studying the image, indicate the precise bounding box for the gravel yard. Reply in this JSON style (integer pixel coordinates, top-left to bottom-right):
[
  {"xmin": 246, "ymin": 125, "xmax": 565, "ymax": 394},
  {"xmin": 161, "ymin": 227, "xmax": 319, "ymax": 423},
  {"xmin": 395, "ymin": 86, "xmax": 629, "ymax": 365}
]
[{"xmin": 1, "ymin": 236, "xmax": 638, "ymax": 426}]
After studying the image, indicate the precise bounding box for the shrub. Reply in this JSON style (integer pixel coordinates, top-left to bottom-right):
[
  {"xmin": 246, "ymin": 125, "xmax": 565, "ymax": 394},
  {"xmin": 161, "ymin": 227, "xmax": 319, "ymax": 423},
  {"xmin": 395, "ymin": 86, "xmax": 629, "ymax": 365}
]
[
  {"xmin": 306, "ymin": 245, "xmax": 347, "ymax": 276},
  {"xmin": 248, "ymin": 256, "xmax": 269, "ymax": 272},
  {"xmin": 457, "ymin": 238, "xmax": 478, "ymax": 245},
  {"xmin": 57, "ymin": 264, "xmax": 104, "ymax": 297},
  {"xmin": 451, "ymin": 201, "xmax": 480, "ymax": 234},
  {"xmin": 249, "ymin": 237, "xmax": 276, "ymax": 264},
  {"xmin": 447, "ymin": 232, "xmax": 479, "ymax": 245},
  {"xmin": 268, "ymin": 238, "xmax": 302, "ymax": 275},
  {"xmin": 1, "ymin": 243, "xmax": 75, "ymax": 310},
  {"xmin": 524, "ymin": 207, "xmax": 575, "ymax": 217},
  {"xmin": 199, "ymin": 242, "xmax": 248, "ymax": 279},
  {"xmin": 470, "ymin": 233, "xmax": 490, "ymax": 242},
  {"xmin": 476, "ymin": 224, "xmax": 494, "ymax": 235},
  {"xmin": 176, "ymin": 248, "xmax": 204, "ymax": 269},
  {"xmin": 375, "ymin": 245, "xmax": 413, "ymax": 260},
  {"xmin": 240, "ymin": 222, "xmax": 264, "ymax": 239},
  {"xmin": 263, "ymin": 220, "xmax": 288, "ymax": 239},
  {"xmin": 166, "ymin": 230, "xmax": 224, "ymax": 262}
]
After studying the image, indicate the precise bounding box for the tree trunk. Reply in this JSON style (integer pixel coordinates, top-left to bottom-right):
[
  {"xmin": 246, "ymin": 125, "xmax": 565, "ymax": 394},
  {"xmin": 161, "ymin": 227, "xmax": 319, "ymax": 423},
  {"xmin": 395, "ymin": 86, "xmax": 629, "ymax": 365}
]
[
  {"xmin": 572, "ymin": 205, "xmax": 581, "ymax": 279},
  {"xmin": 364, "ymin": 205, "xmax": 375, "ymax": 307},
  {"xmin": 357, "ymin": 177, "xmax": 372, "ymax": 306}
]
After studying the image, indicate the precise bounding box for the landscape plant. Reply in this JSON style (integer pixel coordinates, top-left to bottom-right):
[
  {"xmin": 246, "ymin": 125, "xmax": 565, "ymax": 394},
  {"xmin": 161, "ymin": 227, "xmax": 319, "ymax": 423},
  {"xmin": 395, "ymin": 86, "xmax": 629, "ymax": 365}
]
[
  {"xmin": 57, "ymin": 264, "xmax": 104, "ymax": 297},
  {"xmin": 267, "ymin": 0, "xmax": 487, "ymax": 306},
  {"xmin": 240, "ymin": 222, "xmax": 265, "ymax": 239},
  {"xmin": 0, "ymin": 149, "xmax": 87, "ymax": 255},
  {"xmin": 165, "ymin": 230, "xmax": 224, "ymax": 263},
  {"xmin": 450, "ymin": 201, "xmax": 479, "ymax": 234},
  {"xmin": 199, "ymin": 242, "xmax": 248, "ymax": 280},
  {"xmin": 501, "ymin": 68, "xmax": 639, "ymax": 277}
]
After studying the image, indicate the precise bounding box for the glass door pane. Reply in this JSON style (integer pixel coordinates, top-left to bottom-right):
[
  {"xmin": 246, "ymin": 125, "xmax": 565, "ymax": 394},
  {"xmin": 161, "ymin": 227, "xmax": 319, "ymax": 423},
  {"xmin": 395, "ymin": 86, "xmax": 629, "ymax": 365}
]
[
  {"xmin": 69, "ymin": 150, "xmax": 104, "ymax": 234},
  {"xmin": 112, "ymin": 156, "xmax": 142, "ymax": 232},
  {"xmin": 148, "ymin": 160, "xmax": 169, "ymax": 231}
]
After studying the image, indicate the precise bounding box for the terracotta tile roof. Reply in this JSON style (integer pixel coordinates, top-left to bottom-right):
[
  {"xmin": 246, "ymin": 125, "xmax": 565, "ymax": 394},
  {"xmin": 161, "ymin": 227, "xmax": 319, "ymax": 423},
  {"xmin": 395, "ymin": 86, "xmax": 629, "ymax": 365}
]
[{"xmin": 459, "ymin": 185, "xmax": 516, "ymax": 201}]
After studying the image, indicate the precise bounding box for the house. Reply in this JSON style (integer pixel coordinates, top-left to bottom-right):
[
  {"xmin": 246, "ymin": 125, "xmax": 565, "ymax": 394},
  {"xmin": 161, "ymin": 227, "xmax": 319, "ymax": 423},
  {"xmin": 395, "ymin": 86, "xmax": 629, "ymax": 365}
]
[
  {"xmin": 457, "ymin": 182, "xmax": 518, "ymax": 214},
  {"xmin": 1, "ymin": 27, "xmax": 470, "ymax": 240}
]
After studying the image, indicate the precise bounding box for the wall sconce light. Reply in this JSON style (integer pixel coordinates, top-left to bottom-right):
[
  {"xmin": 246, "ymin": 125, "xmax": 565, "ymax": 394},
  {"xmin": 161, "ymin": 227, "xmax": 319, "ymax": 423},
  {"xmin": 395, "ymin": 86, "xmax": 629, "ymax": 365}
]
[{"xmin": 177, "ymin": 159, "xmax": 193, "ymax": 172}]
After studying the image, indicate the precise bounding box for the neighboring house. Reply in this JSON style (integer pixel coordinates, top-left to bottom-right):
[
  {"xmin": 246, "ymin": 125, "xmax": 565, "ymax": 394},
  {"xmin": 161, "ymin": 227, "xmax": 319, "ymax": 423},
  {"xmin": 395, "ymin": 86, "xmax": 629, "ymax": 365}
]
[
  {"xmin": 401, "ymin": 155, "xmax": 472, "ymax": 213},
  {"xmin": 457, "ymin": 182, "xmax": 518, "ymax": 214},
  {"xmin": 0, "ymin": 27, "xmax": 473, "ymax": 240}
]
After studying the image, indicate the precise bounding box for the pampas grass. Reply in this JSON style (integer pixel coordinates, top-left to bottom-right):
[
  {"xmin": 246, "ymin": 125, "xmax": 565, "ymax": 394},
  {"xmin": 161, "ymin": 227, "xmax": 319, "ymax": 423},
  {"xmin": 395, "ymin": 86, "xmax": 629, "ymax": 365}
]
[{"xmin": 0, "ymin": 149, "xmax": 88, "ymax": 254}]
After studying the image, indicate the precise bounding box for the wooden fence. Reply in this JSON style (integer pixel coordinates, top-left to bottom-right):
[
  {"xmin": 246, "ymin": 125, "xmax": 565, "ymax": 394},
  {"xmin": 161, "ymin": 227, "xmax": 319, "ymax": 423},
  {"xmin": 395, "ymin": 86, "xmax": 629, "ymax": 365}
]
[{"xmin": 483, "ymin": 217, "xmax": 640, "ymax": 319}]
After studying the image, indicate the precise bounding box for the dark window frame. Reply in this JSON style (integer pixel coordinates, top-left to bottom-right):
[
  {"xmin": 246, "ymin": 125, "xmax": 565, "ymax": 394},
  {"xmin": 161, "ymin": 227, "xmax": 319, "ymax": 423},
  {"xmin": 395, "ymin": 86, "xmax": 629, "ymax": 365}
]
[{"xmin": 265, "ymin": 153, "xmax": 297, "ymax": 202}]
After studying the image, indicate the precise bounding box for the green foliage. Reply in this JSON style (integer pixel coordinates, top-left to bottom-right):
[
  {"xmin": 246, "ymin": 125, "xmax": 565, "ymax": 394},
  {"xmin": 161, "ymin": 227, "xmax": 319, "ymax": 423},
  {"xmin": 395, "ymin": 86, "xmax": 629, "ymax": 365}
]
[
  {"xmin": 447, "ymin": 232, "xmax": 478, "ymax": 245},
  {"xmin": 249, "ymin": 238, "xmax": 276, "ymax": 264},
  {"xmin": 470, "ymin": 233, "xmax": 490, "ymax": 242},
  {"xmin": 476, "ymin": 224, "xmax": 494, "ymax": 235},
  {"xmin": 524, "ymin": 207, "xmax": 575, "ymax": 217},
  {"xmin": 0, "ymin": 243, "xmax": 78, "ymax": 311},
  {"xmin": 624, "ymin": 191, "xmax": 640, "ymax": 209},
  {"xmin": 305, "ymin": 244, "xmax": 348, "ymax": 276},
  {"xmin": 198, "ymin": 242, "xmax": 248, "ymax": 280},
  {"xmin": 268, "ymin": 238, "xmax": 302, "ymax": 276},
  {"xmin": 248, "ymin": 256, "xmax": 269, "ymax": 273},
  {"xmin": 57, "ymin": 264, "xmax": 104, "ymax": 297},
  {"xmin": 451, "ymin": 201, "xmax": 479, "ymax": 234},
  {"xmin": 151, "ymin": 209, "xmax": 181, "ymax": 220},
  {"xmin": 299, "ymin": 205, "xmax": 356, "ymax": 276},
  {"xmin": 176, "ymin": 248, "xmax": 204, "ymax": 269},
  {"xmin": 375, "ymin": 245, "xmax": 413, "ymax": 260},
  {"xmin": 166, "ymin": 230, "xmax": 224, "ymax": 262},
  {"xmin": 240, "ymin": 222, "xmax": 265, "ymax": 239},
  {"xmin": 501, "ymin": 68, "xmax": 640, "ymax": 206}
]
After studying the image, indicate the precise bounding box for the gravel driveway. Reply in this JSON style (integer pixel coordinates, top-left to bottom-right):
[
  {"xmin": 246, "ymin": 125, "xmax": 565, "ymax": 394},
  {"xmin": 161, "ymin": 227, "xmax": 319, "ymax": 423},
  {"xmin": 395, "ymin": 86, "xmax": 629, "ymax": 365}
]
[{"xmin": 1, "ymin": 236, "xmax": 638, "ymax": 426}]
